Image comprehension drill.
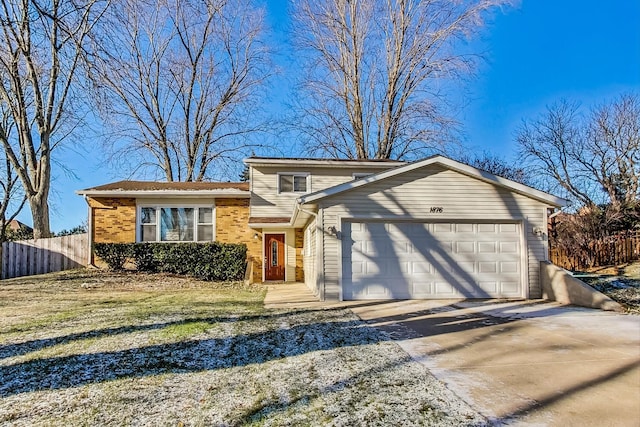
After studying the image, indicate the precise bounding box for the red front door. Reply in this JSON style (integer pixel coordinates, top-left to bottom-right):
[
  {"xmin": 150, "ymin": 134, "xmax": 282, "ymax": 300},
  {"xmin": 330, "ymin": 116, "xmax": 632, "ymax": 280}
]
[{"xmin": 265, "ymin": 234, "xmax": 285, "ymax": 281}]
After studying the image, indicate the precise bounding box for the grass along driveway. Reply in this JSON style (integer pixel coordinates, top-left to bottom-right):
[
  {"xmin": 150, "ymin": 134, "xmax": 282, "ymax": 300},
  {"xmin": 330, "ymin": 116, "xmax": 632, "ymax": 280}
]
[
  {"xmin": 578, "ymin": 262, "xmax": 640, "ymax": 314},
  {"xmin": 0, "ymin": 270, "xmax": 482, "ymax": 426}
]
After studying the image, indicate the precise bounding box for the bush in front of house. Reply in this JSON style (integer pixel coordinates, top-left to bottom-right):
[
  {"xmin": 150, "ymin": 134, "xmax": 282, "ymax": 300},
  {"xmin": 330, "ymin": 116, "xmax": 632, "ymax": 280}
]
[
  {"xmin": 191, "ymin": 242, "xmax": 247, "ymax": 281},
  {"xmin": 151, "ymin": 242, "xmax": 198, "ymax": 276},
  {"xmin": 94, "ymin": 242, "xmax": 247, "ymax": 281},
  {"xmin": 131, "ymin": 243, "xmax": 158, "ymax": 272},
  {"xmin": 94, "ymin": 243, "xmax": 133, "ymax": 271}
]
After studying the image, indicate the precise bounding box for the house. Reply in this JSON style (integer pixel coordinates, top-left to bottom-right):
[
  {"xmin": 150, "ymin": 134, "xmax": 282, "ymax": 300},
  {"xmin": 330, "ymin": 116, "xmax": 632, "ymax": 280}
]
[
  {"xmin": 77, "ymin": 155, "xmax": 566, "ymax": 301},
  {"xmin": 7, "ymin": 219, "xmax": 33, "ymax": 233}
]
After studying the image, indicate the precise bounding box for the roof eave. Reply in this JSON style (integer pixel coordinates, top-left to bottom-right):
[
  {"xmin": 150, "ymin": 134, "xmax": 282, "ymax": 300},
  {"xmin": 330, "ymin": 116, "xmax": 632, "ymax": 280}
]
[
  {"xmin": 248, "ymin": 222, "xmax": 293, "ymax": 228},
  {"xmin": 76, "ymin": 190, "xmax": 250, "ymax": 198},
  {"xmin": 441, "ymin": 161, "xmax": 568, "ymax": 207},
  {"xmin": 243, "ymin": 158, "xmax": 405, "ymax": 168}
]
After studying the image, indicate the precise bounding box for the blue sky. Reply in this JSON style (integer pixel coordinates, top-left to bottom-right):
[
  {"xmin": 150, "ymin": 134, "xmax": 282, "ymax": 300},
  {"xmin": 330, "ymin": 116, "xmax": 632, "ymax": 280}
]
[
  {"xmin": 18, "ymin": 0, "xmax": 640, "ymax": 232},
  {"xmin": 461, "ymin": 1, "xmax": 640, "ymax": 155}
]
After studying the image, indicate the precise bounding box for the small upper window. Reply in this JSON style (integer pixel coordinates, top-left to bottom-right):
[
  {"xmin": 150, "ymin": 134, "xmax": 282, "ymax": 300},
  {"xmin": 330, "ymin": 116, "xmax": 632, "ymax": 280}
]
[{"xmin": 279, "ymin": 173, "xmax": 308, "ymax": 193}]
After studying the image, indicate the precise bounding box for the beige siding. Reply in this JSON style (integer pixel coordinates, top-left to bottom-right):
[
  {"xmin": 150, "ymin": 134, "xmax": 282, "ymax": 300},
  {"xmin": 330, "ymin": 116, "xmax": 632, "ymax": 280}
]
[
  {"xmin": 319, "ymin": 165, "xmax": 550, "ymax": 300},
  {"xmin": 250, "ymin": 166, "xmax": 392, "ymax": 218},
  {"xmin": 303, "ymin": 218, "xmax": 318, "ymax": 294}
]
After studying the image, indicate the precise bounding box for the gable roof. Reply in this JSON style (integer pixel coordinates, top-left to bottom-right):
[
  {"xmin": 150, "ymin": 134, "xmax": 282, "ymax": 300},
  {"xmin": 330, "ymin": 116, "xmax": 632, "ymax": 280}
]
[
  {"xmin": 8, "ymin": 219, "xmax": 32, "ymax": 232},
  {"xmin": 296, "ymin": 155, "xmax": 567, "ymax": 207},
  {"xmin": 76, "ymin": 180, "xmax": 249, "ymax": 197}
]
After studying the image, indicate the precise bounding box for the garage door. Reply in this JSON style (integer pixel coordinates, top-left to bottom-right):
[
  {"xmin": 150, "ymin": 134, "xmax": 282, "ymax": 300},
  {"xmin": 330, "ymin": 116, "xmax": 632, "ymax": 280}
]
[{"xmin": 342, "ymin": 221, "xmax": 523, "ymax": 300}]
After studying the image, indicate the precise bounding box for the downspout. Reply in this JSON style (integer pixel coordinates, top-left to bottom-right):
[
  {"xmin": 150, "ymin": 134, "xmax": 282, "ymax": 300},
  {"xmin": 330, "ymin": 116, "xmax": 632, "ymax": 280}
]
[
  {"xmin": 294, "ymin": 203, "xmax": 318, "ymax": 223},
  {"xmin": 545, "ymin": 207, "xmax": 564, "ymax": 262},
  {"xmin": 295, "ymin": 202, "xmax": 324, "ymax": 301},
  {"xmin": 548, "ymin": 208, "xmax": 562, "ymax": 220},
  {"xmin": 84, "ymin": 195, "xmax": 95, "ymax": 267}
]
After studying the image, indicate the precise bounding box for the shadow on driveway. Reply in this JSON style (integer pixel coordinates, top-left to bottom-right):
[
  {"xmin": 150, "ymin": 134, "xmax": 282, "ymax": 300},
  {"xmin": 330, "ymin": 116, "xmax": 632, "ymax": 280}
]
[{"xmin": 351, "ymin": 299, "xmax": 640, "ymax": 426}]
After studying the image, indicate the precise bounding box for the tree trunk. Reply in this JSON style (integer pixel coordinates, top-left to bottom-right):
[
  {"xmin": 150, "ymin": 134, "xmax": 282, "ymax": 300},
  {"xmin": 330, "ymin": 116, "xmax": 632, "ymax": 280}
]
[{"xmin": 29, "ymin": 193, "xmax": 51, "ymax": 239}]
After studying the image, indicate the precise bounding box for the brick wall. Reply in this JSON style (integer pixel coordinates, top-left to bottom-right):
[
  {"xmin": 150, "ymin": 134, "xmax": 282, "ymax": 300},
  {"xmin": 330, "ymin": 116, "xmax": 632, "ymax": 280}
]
[
  {"xmin": 295, "ymin": 228, "xmax": 304, "ymax": 282},
  {"xmin": 215, "ymin": 198, "xmax": 262, "ymax": 283},
  {"xmin": 89, "ymin": 197, "xmax": 136, "ymax": 243},
  {"xmin": 87, "ymin": 196, "xmax": 263, "ymax": 282}
]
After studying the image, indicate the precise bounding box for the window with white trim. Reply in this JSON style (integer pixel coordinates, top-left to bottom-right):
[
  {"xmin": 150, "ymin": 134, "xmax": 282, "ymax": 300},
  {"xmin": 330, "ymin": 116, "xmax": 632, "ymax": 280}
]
[
  {"xmin": 138, "ymin": 206, "xmax": 214, "ymax": 242},
  {"xmin": 278, "ymin": 173, "xmax": 309, "ymax": 193}
]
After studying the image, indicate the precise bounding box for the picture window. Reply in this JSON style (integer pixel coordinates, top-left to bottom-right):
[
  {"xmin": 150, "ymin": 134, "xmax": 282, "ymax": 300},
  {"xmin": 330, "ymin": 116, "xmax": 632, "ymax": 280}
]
[{"xmin": 138, "ymin": 206, "xmax": 214, "ymax": 242}]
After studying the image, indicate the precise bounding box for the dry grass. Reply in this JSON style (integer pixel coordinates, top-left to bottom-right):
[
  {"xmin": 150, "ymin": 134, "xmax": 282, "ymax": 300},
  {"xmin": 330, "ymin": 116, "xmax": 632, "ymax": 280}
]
[
  {"xmin": 0, "ymin": 269, "xmax": 483, "ymax": 426},
  {"xmin": 579, "ymin": 262, "xmax": 640, "ymax": 314}
]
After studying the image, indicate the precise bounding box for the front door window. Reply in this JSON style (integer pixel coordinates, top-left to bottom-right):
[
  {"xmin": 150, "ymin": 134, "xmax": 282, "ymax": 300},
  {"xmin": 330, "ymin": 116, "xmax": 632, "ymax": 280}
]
[{"xmin": 271, "ymin": 240, "xmax": 278, "ymax": 266}]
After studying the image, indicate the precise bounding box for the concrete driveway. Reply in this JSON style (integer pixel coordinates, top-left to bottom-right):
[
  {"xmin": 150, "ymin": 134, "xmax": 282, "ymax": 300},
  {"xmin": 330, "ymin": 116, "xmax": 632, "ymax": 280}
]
[{"xmin": 351, "ymin": 299, "xmax": 640, "ymax": 426}]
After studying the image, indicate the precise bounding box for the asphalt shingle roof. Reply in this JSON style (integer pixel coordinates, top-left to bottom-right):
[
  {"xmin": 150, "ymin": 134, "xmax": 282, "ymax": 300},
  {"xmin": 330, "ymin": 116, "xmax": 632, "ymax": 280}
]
[{"xmin": 81, "ymin": 180, "xmax": 249, "ymax": 192}]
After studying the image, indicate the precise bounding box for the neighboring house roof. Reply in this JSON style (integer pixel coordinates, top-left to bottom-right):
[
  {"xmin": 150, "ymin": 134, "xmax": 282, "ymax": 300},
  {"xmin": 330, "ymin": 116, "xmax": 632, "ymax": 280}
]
[
  {"xmin": 76, "ymin": 180, "xmax": 250, "ymax": 198},
  {"xmin": 8, "ymin": 219, "xmax": 33, "ymax": 232},
  {"xmin": 244, "ymin": 157, "xmax": 405, "ymax": 168},
  {"xmin": 296, "ymin": 155, "xmax": 568, "ymax": 208}
]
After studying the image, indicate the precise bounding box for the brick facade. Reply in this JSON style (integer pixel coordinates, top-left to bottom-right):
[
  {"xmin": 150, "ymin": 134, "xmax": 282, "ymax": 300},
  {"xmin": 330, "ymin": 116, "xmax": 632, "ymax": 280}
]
[
  {"xmin": 215, "ymin": 198, "xmax": 262, "ymax": 283},
  {"xmin": 86, "ymin": 196, "xmax": 282, "ymax": 284},
  {"xmin": 89, "ymin": 197, "xmax": 137, "ymax": 243}
]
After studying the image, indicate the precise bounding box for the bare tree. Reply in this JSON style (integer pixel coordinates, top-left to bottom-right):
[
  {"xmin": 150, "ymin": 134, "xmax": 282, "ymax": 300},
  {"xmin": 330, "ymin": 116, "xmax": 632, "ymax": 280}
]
[
  {"xmin": 0, "ymin": 141, "xmax": 28, "ymax": 243},
  {"xmin": 456, "ymin": 152, "xmax": 532, "ymax": 186},
  {"xmin": 517, "ymin": 93, "xmax": 640, "ymax": 208},
  {"xmin": 292, "ymin": 0, "xmax": 508, "ymax": 160},
  {"xmin": 0, "ymin": 0, "xmax": 108, "ymax": 238},
  {"xmin": 93, "ymin": 0, "xmax": 271, "ymax": 182},
  {"xmin": 587, "ymin": 94, "xmax": 640, "ymax": 207}
]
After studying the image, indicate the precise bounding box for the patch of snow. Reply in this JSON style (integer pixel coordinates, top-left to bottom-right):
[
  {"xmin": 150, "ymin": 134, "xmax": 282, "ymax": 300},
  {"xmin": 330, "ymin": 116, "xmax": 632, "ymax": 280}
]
[
  {"xmin": 0, "ymin": 307, "xmax": 487, "ymax": 426},
  {"xmin": 609, "ymin": 280, "xmax": 630, "ymax": 289}
]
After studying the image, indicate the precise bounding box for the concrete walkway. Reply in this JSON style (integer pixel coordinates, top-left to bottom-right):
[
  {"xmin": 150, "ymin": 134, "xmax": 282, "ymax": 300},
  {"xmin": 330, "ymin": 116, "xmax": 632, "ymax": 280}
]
[
  {"xmin": 263, "ymin": 284, "xmax": 640, "ymax": 426},
  {"xmin": 263, "ymin": 282, "xmax": 355, "ymax": 309}
]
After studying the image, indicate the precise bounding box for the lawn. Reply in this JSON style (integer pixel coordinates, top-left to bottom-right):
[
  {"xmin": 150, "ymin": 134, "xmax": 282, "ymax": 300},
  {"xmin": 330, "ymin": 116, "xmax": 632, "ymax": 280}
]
[
  {"xmin": 0, "ymin": 270, "xmax": 483, "ymax": 426},
  {"xmin": 579, "ymin": 262, "xmax": 640, "ymax": 314}
]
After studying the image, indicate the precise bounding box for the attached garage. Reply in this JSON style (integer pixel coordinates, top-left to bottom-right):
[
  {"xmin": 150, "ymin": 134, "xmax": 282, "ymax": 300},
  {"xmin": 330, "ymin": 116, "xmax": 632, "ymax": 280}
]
[
  {"xmin": 295, "ymin": 156, "xmax": 566, "ymax": 301},
  {"xmin": 342, "ymin": 221, "xmax": 524, "ymax": 299}
]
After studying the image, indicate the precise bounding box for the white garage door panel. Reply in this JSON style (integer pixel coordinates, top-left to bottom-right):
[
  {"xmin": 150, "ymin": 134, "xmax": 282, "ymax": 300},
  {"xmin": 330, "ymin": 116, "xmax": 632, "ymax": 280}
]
[{"xmin": 342, "ymin": 221, "xmax": 523, "ymax": 300}]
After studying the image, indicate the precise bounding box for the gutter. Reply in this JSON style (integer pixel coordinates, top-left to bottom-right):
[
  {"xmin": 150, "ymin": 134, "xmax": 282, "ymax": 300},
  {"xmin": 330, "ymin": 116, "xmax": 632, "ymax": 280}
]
[
  {"xmin": 244, "ymin": 158, "xmax": 405, "ymax": 168},
  {"xmin": 294, "ymin": 202, "xmax": 318, "ymax": 224},
  {"xmin": 75, "ymin": 190, "xmax": 250, "ymax": 198}
]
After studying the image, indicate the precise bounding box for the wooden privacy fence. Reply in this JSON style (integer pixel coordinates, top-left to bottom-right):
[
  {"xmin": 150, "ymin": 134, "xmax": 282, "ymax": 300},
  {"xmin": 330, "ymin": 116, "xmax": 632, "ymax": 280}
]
[
  {"xmin": 1, "ymin": 234, "xmax": 88, "ymax": 279},
  {"xmin": 550, "ymin": 230, "xmax": 640, "ymax": 270}
]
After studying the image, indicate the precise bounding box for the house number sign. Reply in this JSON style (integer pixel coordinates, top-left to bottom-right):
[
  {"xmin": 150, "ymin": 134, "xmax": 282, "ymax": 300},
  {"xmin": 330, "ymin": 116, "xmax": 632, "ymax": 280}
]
[{"xmin": 430, "ymin": 206, "xmax": 444, "ymax": 213}]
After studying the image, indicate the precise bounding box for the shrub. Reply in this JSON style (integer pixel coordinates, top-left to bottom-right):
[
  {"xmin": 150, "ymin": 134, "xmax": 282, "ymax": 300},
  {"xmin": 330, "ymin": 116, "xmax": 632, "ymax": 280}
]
[
  {"xmin": 94, "ymin": 243, "xmax": 133, "ymax": 270},
  {"xmin": 95, "ymin": 242, "xmax": 247, "ymax": 281},
  {"xmin": 151, "ymin": 243, "xmax": 200, "ymax": 275},
  {"xmin": 132, "ymin": 243, "xmax": 158, "ymax": 272},
  {"xmin": 193, "ymin": 242, "xmax": 247, "ymax": 281}
]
